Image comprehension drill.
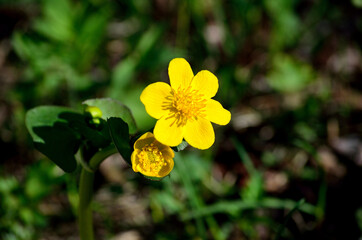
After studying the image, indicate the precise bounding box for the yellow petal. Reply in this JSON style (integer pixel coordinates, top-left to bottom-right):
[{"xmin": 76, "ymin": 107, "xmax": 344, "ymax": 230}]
[
  {"xmin": 134, "ymin": 132, "xmax": 154, "ymax": 150},
  {"xmin": 168, "ymin": 58, "xmax": 194, "ymax": 90},
  {"xmin": 154, "ymin": 116, "xmax": 184, "ymax": 147},
  {"xmin": 140, "ymin": 82, "xmax": 172, "ymax": 119},
  {"xmin": 191, "ymin": 70, "xmax": 218, "ymax": 98},
  {"xmin": 131, "ymin": 150, "xmax": 140, "ymax": 172},
  {"xmin": 184, "ymin": 118, "xmax": 215, "ymax": 150},
  {"xmin": 154, "ymin": 141, "xmax": 171, "ymax": 153},
  {"xmin": 161, "ymin": 147, "xmax": 175, "ymax": 159},
  {"xmin": 204, "ymin": 99, "xmax": 231, "ymax": 125},
  {"xmin": 157, "ymin": 157, "xmax": 174, "ymax": 177}
]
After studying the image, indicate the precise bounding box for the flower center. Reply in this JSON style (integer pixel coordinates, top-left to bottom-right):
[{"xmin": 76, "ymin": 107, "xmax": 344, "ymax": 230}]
[
  {"xmin": 138, "ymin": 143, "xmax": 166, "ymax": 173},
  {"xmin": 164, "ymin": 86, "xmax": 207, "ymax": 126}
]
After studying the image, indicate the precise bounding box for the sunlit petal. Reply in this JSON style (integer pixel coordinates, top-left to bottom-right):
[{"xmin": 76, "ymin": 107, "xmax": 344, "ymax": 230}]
[
  {"xmin": 204, "ymin": 99, "xmax": 231, "ymax": 125},
  {"xmin": 191, "ymin": 70, "xmax": 218, "ymax": 98},
  {"xmin": 154, "ymin": 116, "xmax": 184, "ymax": 147},
  {"xmin": 184, "ymin": 118, "xmax": 215, "ymax": 149},
  {"xmin": 140, "ymin": 82, "xmax": 172, "ymax": 119},
  {"xmin": 169, "ymin": 58, "xmax": 194, "ymax": 90}
]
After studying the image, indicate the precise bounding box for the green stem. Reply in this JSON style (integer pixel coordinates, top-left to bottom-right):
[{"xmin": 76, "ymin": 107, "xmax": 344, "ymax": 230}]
[
  {"xmin": 89, "ymin": 144, "xmax": 118, "ymax": 169},
  {"xmin": 78, "ymin": 145, "xmax": 118, "ymax": 240},
  {"xmin": 78, "ymin": 168, "xmax": 95, "ymax": 240},
  {"xmin": 274, "ymin": 198, "xmax": 305, "ymax": 240}
]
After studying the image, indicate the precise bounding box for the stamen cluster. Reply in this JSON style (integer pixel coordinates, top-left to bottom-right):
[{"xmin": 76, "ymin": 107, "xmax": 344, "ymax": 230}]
[
  {"xmin": 131, "ymin": 132, "xmax": 174, "ymax": 178},
  {"xmin": 164, "ymin": 86, "xmax": 206, "ymax": 127},
  {"xmin": 138, "ymin": 143, "xmax": 166, "ymax": 173}
]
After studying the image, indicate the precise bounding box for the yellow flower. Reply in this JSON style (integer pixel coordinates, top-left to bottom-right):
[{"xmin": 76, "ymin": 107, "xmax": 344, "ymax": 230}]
[
  {"xmin": 141, "ymin": 58, "xmax": 231, "ymax": 149},
  {"xmin": 131, "ymin": 132, "xmax": 174, "ymax": 178}
]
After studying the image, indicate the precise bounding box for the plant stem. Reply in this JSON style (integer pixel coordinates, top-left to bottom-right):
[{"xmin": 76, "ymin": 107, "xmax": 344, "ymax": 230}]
[
  {"xmin": 78, "ymin": 144, "xmax": 118, "ymax": 240},
  {"xmin": 274, "ymin": 198, "xmax": 305, "ymax": 240},
  {"xmin": 89, "ymin": 144, "xmax": 118, "ymax": 169},
  {"xmin": 78, "ymin": 168, "xmax": 95, "ymax": 240}
]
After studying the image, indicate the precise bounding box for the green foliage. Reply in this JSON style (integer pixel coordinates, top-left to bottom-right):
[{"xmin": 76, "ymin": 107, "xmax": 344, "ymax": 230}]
[
  {"xmin": 264, "ymin": 0, "xmax": 301, "ymax": 51},
  {"xmin": 294, "ymin": 122, "xmax": 318, "ymax": 143},
  {"xmin": 83, "ymin": 98, "xmax": 137, "ymax": 134},
  {"xmin": 107, "ymin": 117, "xmax": 132, "ymax": 165},
  {"xmin": 356, "ymin": 208, "xmax": 362, "ymax": 234},
  {"xmin": 352, "ymin": 0, "xmax": 362, "ymax": 8},
  {"xmin": 0, "ymin": 161, "xmax": 66, "ymax": 240},
  {"xmin": 25, "ymin": 106, "xmax": 81, "ymax": 172},
  {"xmin": 11, "ymin": 0, "xmax": 111, "ymax": 102},
  {"xmin": 150, "ymin": 152, "xmax": 316, "ymax": 239},
  {"xmin": 33, "ymin": 0, "xmax": 74, "ymax": 42},
  {"xmin": 25, "ymin": 161, "xmax": 67, "ymax": 201},
  {"xmin": 275, "ymin": 199, "xmax": 306, "ymax": 240},
  {"xmin": 242, "ymin": 173, "xmax": 264, "ymax": 202},
  {"xmin": 2, "ymin": 0, "xmax": 360, "ymax": 238},
  {"xmin": 267, "ymin": 54, "xmax": 315, "ymax": 93},
  {"xmin": 110, "ymin": 26, "xmax": 165, "ymax": 97},
  {"xmin": 26, "ymin": 98, "xmax": 136, "ymax": 172},
  {"xmin": 261, "ymin": 151, "xmax": 281, "ymax": 167}
]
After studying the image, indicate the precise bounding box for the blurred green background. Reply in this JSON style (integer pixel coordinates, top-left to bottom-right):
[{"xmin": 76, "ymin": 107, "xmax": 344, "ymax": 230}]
[{"xmin": 1, "ymin": 0, "xmax": 362, "ymax": 239}]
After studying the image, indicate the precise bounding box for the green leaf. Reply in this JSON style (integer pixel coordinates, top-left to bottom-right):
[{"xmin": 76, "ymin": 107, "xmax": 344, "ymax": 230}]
[
  {"xmin": 62, "ymin": 112, "xmax": 111, "ymax": 148},
  {"xmin": 241, "ymin": 172, "xmax": 264, "ymax": 201},
  {"xmin": 111, "ymin": 58, "xmax": 137, "ymax": 92},
  {"xmin": 25, "ymin": 161, "xmax": 65, "ymax": 201},
  {"xmin": 356, "ymin": 208, "xmax": 362, "ymax": 231},
  {"xmin": 83, "ymin": 98, "xmax": 137, "ymax": 134},
  {"xmin": 352, "ymin": 0, "xmax": 362, "ymax": 8},
  {"xmin": 33, "ymin": 0, "xmax": 74, "ymax": 42},
  {"xmin": 76, "ymin": 7, "xmax": 111, "ymax": 69},
  {"xmin": 25, "ymin": 106, "xmax": 81, "ymax": 173},
  {"xmin": 109, "ymin": 26, "xmax": 164, "ymax": 99},
  {"xmin": 275, "ymin": 199, "xmax": 306, "ymax": 240},
  {"xmin": 107, "ymin": 117, "xmax": 132, "ymax": 165},
  {"xmin": 267, "ymin": 54, "xmax": 314, "ymax": 93}
]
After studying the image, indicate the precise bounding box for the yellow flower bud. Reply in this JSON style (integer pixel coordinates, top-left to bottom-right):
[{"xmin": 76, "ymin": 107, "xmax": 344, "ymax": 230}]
[
  {"xmin": 131, "ymin": 132, "xmax": 174, "ymax": 178},
  {"xmin": 84, "ymin": 106, "xmax": 103, "ymax": 119}
]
